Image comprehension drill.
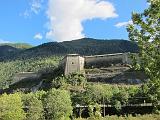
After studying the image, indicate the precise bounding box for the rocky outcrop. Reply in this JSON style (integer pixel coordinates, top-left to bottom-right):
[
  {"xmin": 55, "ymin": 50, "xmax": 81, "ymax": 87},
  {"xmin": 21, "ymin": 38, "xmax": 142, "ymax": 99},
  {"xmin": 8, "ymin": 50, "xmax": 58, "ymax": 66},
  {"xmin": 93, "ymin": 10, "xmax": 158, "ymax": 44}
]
[{"xmin": 85, "ymin": 66, "xmax": 148, "ymax": 84}]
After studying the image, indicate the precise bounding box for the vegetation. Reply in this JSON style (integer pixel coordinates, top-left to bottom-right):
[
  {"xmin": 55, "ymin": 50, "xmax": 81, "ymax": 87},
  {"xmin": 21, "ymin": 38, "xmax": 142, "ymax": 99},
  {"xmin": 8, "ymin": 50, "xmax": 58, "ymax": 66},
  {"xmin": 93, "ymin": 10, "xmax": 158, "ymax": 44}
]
[
  {"xmin": 0, "ymin": 0, "xmax": 159, "ymax": 119},
  {"xmin": 0, "ymin": 43, "xmax": 33, "ymax": 49},
  {"xmin": 0, "ymin": 71, "xmax": 159, "ymax": 120},
  {"xmin": 0, "ymin": 45, "xmax": 19, "ymax": 59},
  {"xmin": 22, "ymin": 93, "xmax": 44, "ymax": 120},
  {"xmin": 0, "ymin": 89, "xmax": 72, "ymax": 120},
  {"xmin": 127, "ymin": 0, "xmax": 160, "ymax": 80},
  {"xmin": 52, "ymin": 73, "xmax": 87, "ymax": 90},
  {"xmin": 0, "ymin": 56, "xmax": 61, "ymax": 89},
  {"xmin": 0, "ymin": 38, "xmax": 138, "ymax": 61},
  {"xmin": 75, "ymin": 114, "xmax": 160, "ymax": 120},
  {"xmin": 127, "ymin": 0, "xmax": 160, "ymax": 112},
  {"xmin": 44, "ymin": 89, "xmax": 73, "ymax": 120},
  {"xmin": 0, "ymin": 93, "xmax": 26, "ymax": 120}
]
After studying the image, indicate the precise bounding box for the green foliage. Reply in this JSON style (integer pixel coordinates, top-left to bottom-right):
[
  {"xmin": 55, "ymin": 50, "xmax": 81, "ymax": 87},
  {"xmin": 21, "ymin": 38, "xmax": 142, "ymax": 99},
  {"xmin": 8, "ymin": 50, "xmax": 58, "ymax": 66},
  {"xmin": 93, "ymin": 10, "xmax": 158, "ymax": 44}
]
[
  {"xmin": 60, "ymin": 38, "xmax": 138, "ymax": 55},
  {"xmin": 112, "ymin": 100, "xmax": 122, "ymax": 112},
  {"xmin": 52, "ymin": 73, "xmax": 87, "ymax": 89},
  {"xmin": 94, "ymin": 104, "xmax": 102, "ymax": 119},
  {"xmin": 34, "ymin": 90, "xmax": 47, "ymax": 100},
  {"xmin": 88, "ymin": 105, "xmax": 94, "ymax": 117},
  {"xmin": 113, "ymin": 88, "xmax": 129, "ymax": 105},
  {"xmin": 22, "ymin": 93, "xmax": 44, "ymax": 120},
  {"xmin": 43, "ymin": 88, "xmax": 73, "ymax": 120},
  {"xmin": 127, "ymin": 0, "xmax": 160, "ymax": 111},
  {"xmin": 85, "ymin": 84, "xmax": 106, "ymax": 104},
  {"xmin": 0, "ymin": 93, "xmax": 26, "ymax": 120},
  {"xmin": 127, "ymin": 0, "xmax": 160, "ymax": 80},
  {"xmin": 0, "ymin": 56, "xmax": 60, "ymax": 89},
  {"xmin": 138, "ymin": 78, "xmax": 160, "ymax": 107},
  {"xmin": 83, "ymin": 84, "xmax": 137, "ymax": 106},
  {"xmin": 0, "ymin": 38, "xmax": 138, "ymax": 62}
]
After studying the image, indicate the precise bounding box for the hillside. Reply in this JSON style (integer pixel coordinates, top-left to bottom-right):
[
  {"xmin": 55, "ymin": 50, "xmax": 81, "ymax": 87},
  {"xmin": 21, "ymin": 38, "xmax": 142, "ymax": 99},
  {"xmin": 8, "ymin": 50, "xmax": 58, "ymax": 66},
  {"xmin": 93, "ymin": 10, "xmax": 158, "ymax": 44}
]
[
  {"xmin": 0, "ymin": 43, "xmax": 33, "ymax": 49},
  {"xmin": 0, "ymin": 38, "xmax": 139, "ymax": 89},
  {"xmin": 0, "ymin": 38, "xmax": 139, "ymax": 61},
  {"xmin": 0, "ymin": 43, "xmax": 33, "ymax": 61},
  {"xmin": 0, "ymin": 45, "xmax": 20, "ymax": 59},
  {"xmin": 23, "ymin": 38, "xmax": 138, "ymax": 57}
]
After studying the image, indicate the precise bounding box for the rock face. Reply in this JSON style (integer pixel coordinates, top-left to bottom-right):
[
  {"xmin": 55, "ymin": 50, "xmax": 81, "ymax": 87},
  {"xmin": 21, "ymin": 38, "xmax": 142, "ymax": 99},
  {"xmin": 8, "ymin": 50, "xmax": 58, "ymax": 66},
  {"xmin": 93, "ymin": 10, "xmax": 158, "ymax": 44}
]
[{"xmin": 85, "ymin": 66, "xmax": 148, "ymax": 84}]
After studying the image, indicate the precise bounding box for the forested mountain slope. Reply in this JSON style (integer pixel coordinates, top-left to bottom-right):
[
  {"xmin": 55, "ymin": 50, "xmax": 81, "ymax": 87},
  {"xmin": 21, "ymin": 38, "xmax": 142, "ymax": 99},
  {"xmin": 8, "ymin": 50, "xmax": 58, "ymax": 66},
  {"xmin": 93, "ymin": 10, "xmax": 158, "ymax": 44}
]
[
  {"xmin": 0, "ymin": 45, "xmax": 20, "ymax": 59},
  {"xmin": 0, "ymin": 38, "xmax": 139, "ymax": 61},
  {"xmin": 0, "ymin": 43, "xmax": 33, "ymax": 61},
  {"xmin": 0, "ymin": 38, "xmax": 139, "ymax": 89},
  {"xmin": 24, "ymin": 38, "xmax": 138, "ymax": 57}
]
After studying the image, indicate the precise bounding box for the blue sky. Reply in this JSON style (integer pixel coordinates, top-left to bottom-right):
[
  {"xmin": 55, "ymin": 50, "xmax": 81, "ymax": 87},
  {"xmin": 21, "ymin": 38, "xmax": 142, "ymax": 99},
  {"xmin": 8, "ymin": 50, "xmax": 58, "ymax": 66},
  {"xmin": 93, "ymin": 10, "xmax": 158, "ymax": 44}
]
[{"xmin": 0, "ymin": 0, "xmax": 148, "ymax": 45}]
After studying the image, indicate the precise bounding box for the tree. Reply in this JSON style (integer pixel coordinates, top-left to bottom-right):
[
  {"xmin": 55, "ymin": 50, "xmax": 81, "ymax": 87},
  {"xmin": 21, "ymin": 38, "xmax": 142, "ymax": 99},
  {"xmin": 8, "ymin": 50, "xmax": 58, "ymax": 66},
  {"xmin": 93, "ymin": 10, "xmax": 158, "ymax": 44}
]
[
  {"xmin": 43, "ymin": 89, "xmax": 73, "ymax": 120},
  {"xmin": 52, "ymin": 73, "xmax": 87, "ymax": 91},
  {"xmin": 127, "ymin": 0, "xmax": 160, "ymax": 80},
  {"xmin": 85, "ymin": 84, "xmax": 105, "ymax": 104},
  {"xmin": 0, "ymin": 93, "xmax": 26, "ymax": 120},
  {"xmin": 22, "ymin": 93, "xmax": 44, "ymax": 120},
  {"xmin": 127, "ymin": 0, "xmax": 160, "ymax": 112}
]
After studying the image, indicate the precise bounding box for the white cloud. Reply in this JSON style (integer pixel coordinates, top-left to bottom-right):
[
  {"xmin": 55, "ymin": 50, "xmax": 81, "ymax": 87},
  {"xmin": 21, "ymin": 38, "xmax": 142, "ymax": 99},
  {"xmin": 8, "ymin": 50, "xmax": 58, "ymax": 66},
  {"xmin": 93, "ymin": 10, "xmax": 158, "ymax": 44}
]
[
  {"xmin": 30, "ymin": 0, "xmax": 43, "ymax": 14},
  {"xmin": 21, "ymin": 0, "xmax": 43, "ymax": 18},
  {"xmin": 0, "ymin": 39, "xmax": 11, "ymax": 43},
  {"xmin": 46, "ymin": 0, "xmax": 118, "ymax": 42},
  {"xmin": 34, "ymin": 33, "xmax": 43, "ymax": 40},
  {"xmin": 20, "ymin": 10, "xmax": 30, "ymax": 18},
  {"xmin": 115, "ymin": 20, "xmax": 133, "ymax": 28}
]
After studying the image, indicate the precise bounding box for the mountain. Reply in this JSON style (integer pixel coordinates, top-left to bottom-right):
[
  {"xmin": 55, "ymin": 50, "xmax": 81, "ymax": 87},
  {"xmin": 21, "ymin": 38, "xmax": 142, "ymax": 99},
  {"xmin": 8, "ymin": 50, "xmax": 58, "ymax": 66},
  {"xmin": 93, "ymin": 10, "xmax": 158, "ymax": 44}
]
[
  {"xmin": 0, "ymin": 38, "xmax": 139, "ymax": 90},
  {"xmin": 0, "ymin": 45, "xmax": 20, "ymax": 59},
  {"xmin": 0, "ymin": 43, "xmax": 33, "ymax": 49},
  {"xmin": 0, "ymin": 38, "xmax": 139, "ymax": 61}
]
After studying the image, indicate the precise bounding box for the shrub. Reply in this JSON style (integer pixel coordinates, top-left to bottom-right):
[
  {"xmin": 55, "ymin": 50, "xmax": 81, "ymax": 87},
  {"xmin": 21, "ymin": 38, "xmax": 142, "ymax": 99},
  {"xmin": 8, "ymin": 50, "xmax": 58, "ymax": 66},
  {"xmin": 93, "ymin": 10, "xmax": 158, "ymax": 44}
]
[{"xmin": 0, "ymin": 93, "xmax": 25, "ymax": 120}]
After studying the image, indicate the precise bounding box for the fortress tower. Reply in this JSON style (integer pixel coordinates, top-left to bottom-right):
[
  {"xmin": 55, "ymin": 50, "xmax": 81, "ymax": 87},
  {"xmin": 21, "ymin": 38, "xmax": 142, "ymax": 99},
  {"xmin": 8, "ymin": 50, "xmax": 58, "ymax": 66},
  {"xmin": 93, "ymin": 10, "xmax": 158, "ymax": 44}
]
[{"xmin": 60, "ymin": 54, "xmax": 85, "ymax": 75}]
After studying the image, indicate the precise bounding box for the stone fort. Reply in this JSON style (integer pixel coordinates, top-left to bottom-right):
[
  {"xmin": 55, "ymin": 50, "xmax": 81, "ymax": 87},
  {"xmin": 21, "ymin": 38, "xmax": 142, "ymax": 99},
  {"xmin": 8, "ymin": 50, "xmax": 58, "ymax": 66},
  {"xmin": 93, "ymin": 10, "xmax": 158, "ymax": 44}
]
[{"xmin": 60, "ymin": 53, "xmax": 132, "ymax": 75}]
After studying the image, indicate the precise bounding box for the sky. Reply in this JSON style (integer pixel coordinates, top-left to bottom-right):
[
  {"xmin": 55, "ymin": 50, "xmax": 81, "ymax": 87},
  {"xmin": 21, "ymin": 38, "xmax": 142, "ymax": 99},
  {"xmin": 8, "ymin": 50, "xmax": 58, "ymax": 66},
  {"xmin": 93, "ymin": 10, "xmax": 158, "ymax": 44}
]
[{"xmin": 0, "ymin": 0, "xmax": 148, "ymax": 45}]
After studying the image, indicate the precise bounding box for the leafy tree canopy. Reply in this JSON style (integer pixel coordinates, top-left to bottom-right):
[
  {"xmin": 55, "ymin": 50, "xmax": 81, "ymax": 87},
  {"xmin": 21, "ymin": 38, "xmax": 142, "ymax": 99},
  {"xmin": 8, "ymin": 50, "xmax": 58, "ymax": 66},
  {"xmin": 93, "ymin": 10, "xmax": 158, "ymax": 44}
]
[
  {"xmin": 127, "ymin": 0, "xmax": 160, "ymax": 80},
  {"xmin": 43, "ymin": 88, "xmax": 73, "ymax": 120},
  {"xmin": 0, "ymin": 93, "xmax": 25, "ymax": 120},
  {"xmin": 127, "ymin": 0, "xmax": 160, "ymax": 111}
]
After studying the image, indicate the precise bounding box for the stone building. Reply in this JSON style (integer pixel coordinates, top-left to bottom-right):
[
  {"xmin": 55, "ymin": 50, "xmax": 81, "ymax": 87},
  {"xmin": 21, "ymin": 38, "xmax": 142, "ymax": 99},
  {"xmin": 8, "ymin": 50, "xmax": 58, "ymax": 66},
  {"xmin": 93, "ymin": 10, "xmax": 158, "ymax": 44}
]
[
  {"xmin": 60, "ymin": 53, "xmax": 132, "ymax": 75},
  {"xmin": 60, "ymin": 54, "xmax": 85, "ymax": 75}
]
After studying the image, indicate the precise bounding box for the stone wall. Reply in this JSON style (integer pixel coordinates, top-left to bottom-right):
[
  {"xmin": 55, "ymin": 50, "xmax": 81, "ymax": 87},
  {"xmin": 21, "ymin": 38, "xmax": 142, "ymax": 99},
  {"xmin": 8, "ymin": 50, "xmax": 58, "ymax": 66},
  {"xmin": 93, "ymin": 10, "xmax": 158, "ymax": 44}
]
[
  {"xmin": 13, "ymin": 72, "xmax": 41, "ymax": 85},
  {"xmin": 85, "ymin": 53, "xmax": 131, "ymax": 68},
  {"xmin": 60, "ymin": 53, "xmax": 135, "ymax": 75}
]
